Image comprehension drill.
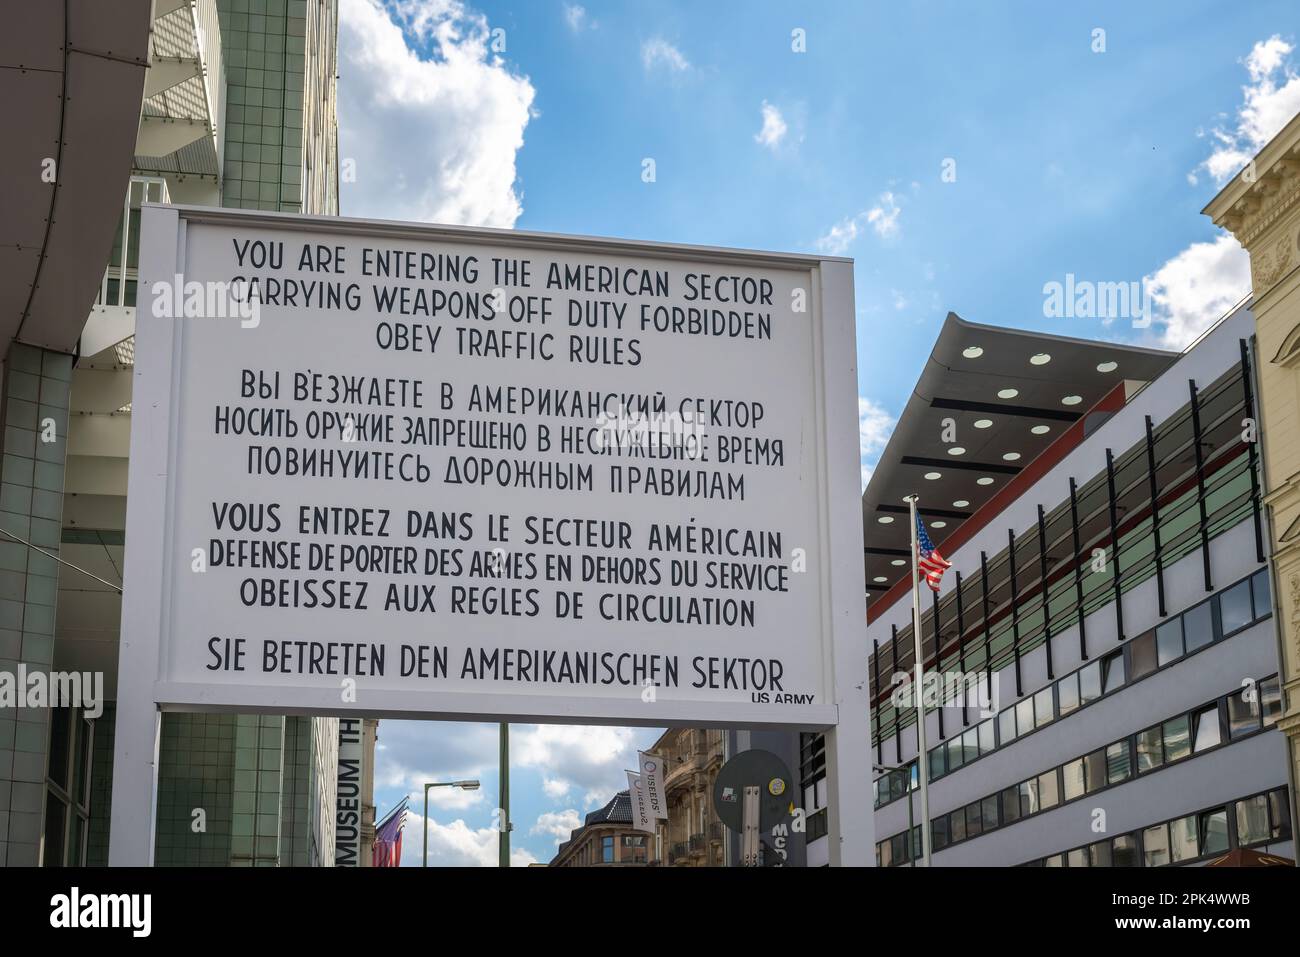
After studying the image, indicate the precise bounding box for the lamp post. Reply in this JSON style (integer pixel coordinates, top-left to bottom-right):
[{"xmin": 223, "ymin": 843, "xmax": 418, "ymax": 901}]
[{"xmin": 423, "ymin": 779, "xmax": 481, "ymax": 867}]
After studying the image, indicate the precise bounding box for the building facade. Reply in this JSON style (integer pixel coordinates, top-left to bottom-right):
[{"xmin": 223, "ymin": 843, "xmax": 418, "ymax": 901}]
[
  {"xmin": 0, "ymin": 0, "xmax": 359, "ymax": 867},
  {"xmin": 550, "ymin": 791, "xmax": 655, "ymax": 867},
  {"xmin": 1204, "ymin": 113, "xmax": 1300, "ymax": 842},
  {"xmin": 805, "ymin": 309, "xmax": 1293, "ymax": 867},
  {"xmin": 648, "ymin": 727, "xmax": 726, "ymax": 866}
]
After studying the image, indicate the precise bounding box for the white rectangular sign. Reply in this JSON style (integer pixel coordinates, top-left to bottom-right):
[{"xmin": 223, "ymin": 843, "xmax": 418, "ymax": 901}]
[{"xmin": 119, "ymin": 205, "xmax": 864, "ymax": 729}]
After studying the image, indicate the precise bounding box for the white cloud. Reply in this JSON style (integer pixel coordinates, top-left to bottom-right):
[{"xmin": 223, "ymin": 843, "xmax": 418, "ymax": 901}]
[
  {"xmin": 401, "ymin": 809, "xmax": 538, "ymax": 867},
  {"xmin": 754, "ymin": 100, "xmax": 788, "ymax": 150},
  {"xmin": 1193, "ymin": 35, "xmax": 1300, "ymax": 185},
  {"xmin": 338, "ymin": 0, "xmax": 535, "ymax": 227},
  {"xmin": 859, "ymin": 397, "xmax": 895, "ymax": 489},
  {"xmin": 512, "ymin": 724, "xmax": 660, "ymax": 807},
  {"xmin": 541, "ymin": 777, "xmax": 571, "ymax": 800},
  {"xmin": 532, "ymin": 809, "xmax": 583, "ymax": 844},
  {"xmin": 563, "ymin": 3, "xmax": 592, "ymax": 32},
  {"xmin": 1144, "ymin": 234, "xmax": 1250, "ymax": 350},
  {"xmin": 816, "ymin": 193, "xmax": 901, "ymax": 254},
  {"xmin": 642, "ymin": 37, "xmax": 690, "ymax": 73}
]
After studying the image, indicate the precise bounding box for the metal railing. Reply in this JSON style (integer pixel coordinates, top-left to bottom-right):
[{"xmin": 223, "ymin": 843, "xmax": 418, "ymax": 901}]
[{"xmin": 97, "ymin": 176, "xmax": 170, "ymax": 309}]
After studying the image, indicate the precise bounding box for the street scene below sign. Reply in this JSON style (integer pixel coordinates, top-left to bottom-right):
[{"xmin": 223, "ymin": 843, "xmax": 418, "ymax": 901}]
[{"xmin": 126, "ymin": 206, "xmax": 860, "ymax": 727}]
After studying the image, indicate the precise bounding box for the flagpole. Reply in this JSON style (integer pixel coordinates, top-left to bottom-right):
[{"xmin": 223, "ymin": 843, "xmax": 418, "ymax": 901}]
[{"xmin": 907, "ymin": 493, "xmax": 933, "ymax": 867}]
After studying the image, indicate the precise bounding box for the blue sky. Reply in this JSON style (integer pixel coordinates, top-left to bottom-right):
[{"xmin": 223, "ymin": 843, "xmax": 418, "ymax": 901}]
[{"xmin": 336, "ymin": 0, "xmax": 1300, "ymax": 864}]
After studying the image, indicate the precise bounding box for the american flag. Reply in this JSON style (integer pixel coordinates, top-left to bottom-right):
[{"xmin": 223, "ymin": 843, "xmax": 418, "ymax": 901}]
[
  {"xmin": 373, "ymin": 798, "xmax": 408, "ymax": 868},
  {"xmin": 915, "ymin": 513, "xmax": 951, "ymax": 593}
]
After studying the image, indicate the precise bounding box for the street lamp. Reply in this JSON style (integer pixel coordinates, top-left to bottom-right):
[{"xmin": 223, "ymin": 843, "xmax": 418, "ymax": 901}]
[
  {"xmin": 874, "ymin": 762, "xmax": 918, "ymax": 867},
  {"xmin": 423, "ymin": 780, "xmax": 481, "ymax": 867}
]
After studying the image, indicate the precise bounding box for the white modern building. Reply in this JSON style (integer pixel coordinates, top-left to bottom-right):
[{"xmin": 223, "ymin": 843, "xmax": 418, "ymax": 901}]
[{"xmin": 803, "ymin": 307, "xmax": 1293, "ymax": 867}]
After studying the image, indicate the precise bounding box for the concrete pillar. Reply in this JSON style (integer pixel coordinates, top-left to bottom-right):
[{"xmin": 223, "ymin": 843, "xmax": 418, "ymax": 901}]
[{"xmin": 0, "ymin": 343, "xmax": 73, "ymax": 867}]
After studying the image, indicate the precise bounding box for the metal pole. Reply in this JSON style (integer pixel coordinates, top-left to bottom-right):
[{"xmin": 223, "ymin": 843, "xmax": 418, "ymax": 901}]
[
  {"xmin": 423, "ymin": 783, "xmax": 429, "ymax": 868},
  {"xmin": 906, "ymin": 494, "xmax": 932, "ymax": 867},
  {"xmin": 499, "ymin": 722, "xmax": 510, "ymax": 867}
]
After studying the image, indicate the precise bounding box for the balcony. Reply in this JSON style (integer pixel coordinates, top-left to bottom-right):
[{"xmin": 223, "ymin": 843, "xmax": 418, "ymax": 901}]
[
  {"xmin": 689, "ymin": 833, "xmax": 706, "ymax": 853},
  {"xmin": 668, "ymin": 842, "xmax": 688, "ymax": 865},
  {"xmin": 708, "ymin": 821, "xmax": 724, "ymax": 844}
]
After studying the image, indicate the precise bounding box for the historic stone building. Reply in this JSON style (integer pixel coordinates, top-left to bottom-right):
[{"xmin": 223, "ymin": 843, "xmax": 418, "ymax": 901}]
[{"xmin": 1206, "ymin": 112, "xmax": 1300, "ymax": 837}]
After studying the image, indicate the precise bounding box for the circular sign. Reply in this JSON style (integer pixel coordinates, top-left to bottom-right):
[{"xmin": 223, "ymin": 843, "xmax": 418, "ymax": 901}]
[{"xmin": 713, "ymin": 749, "xmax": 796, "ymax": 833}]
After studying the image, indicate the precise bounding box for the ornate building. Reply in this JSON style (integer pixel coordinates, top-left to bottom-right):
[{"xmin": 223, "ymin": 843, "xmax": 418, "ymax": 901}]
[
  {"xmin": 1206, "ymin": 112, "xmax": 1300, "ymax": 837},
  {"xmin": 650, "ymin": 728, "xmax": 726, "ymax": 866},
  {"xmin": 549, "ymin": 791, "xmax": 654, "ymax": 866}
]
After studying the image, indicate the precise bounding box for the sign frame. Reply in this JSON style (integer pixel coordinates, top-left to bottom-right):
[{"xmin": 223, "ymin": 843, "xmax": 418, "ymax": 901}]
[{"xmin": 108, "ymin": 204, "xmax": 872, "ymax": 865}]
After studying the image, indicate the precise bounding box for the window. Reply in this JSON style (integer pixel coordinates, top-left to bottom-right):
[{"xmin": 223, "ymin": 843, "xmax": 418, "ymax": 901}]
[
  {"xmin": 1019, "ymin": 779, "xmax": 1037, "ymax": 817},
  {"xmin": 965, "ymin": 802, "xmax": 983, "ymax": 839},
  {"xmin": 1057, "ymin": 672, "xmax": 1080, "ymax": 715},
  {"xmin": 891, "ymin": 832, "xmax": 908, "ymax": 864},
  {"xmin": 1107, "ymin": 740, "xmax": 1131, "ymax": 784},
  {"xmin": 1043, "ymin": 854, "xmax": 1063, "ymax": 867},
  {"xmin": 1067, "ymin": 847, "xmax": 1088, "ymax": 867},
  {"xmin": 1102, "ymin": 650, "xmax": 1125, "ymax": 694},
  {"xmin": 950, "ymin": 807, "xmax": 966, "ymax": 843},
  {"xmin": 602, "ymin": 836, "xmax": 615, "ymax": 863},
  {"xmin": 1236, "ymin": 794, "xmax": 1270, "ymax": 845},
  {"xmin": 1034, "ymin": 686, "xmax": 1055, "ymax": 728},
  {"xmin": 928, "ymin": 746, "xmax": 945, "ymax": 780},
  {"xmin": 1137, "ymin": 726, "xmax": 1163, "ymax": 772},
  {"xmin": 1001, "ymin": 786, "xmax": 1021, "ymax": 824},
  {"xmin": 1199, "ymin": 809, "xmax": 1229, "ymax": 856},
  {"xmin": 1228, "ymin": 685, "xmax": 1260, "ymax": 738},
  {"xmin": 932, "ymin": 815, "xmax": 949, "ymax": 851},
  {"xmin": 1269, "ymin": 789, "xmax": 1291, "ymax": 839},
  {"xmin": 1089, "ymin": 840, "xmax": 1112, "ymax": 867},
  {"xmin": 1112, "ymin": 834, "xmax": 1140, "ymax": 867},
  {"xmin": 1130, "ymin": 631, "xmax": 1158, "ymax": 680},
  {"xmin": 999, "ymin": 707, "xmax": 1017, "ymax": 745},
  {"xmin": 1016, "ymin": 698, "xmax": 1034, "ymax": 736},
  {"xmin": 1169, "ymin": 814, "xmax": 1199, "ymax": 862},
  {"xmin": 1062, "ymin": 758, "xmax": 1085, "ymax": 802},
  {"xmin": 1192, "ymin": 704, "xmax": 1222, "ymax": 753},
  {"xmin": 947, "ymin": 736, "xmax": 965, "ymax": 771},
  {"xmin": 1083, "ymin": 748, "xmax": 1107, "ymax": 793},
  {"xmin": 622, "ymin": 835, "xmax": 647, "ymax": 862},
  {"xmin": 1261, "ymin": 677, "xmax": 1283, "ymax": 726},
  {"xmin": 1155, "ymin": 618, "xmax": 1183, "ymax": 666},
  {"xmin": 1142, "ymin": 823, "xmax": 1170, "ymax": 866},
  {"xmin": 1078, "ymin": 660, "xmax": 1102, "ymax": 704},
  {"xmin": 1219, "ymin": 581, "xmax": 1252, "ymax": 635},
  {"xmin": 878, "ymin": 839, "xmax": 891, "ymax": 867},
  {"xmin": 1037, "ymin": 770, "xmax": 1059, "ymax": 810},
  {"xmin": 1251, "ymin": 569, "xmax": 1271, "ymax": 620},
  {"xmin": 978, "ymin": 719, "xmax": 996, "ymax": 755},
  {"xmin": 1163, "ymin": 715, "xmax": 1191, "ymax": 763},
  {"xmin": 962, "ymin": 727, "xmax": 980, "ymax": 764},
  {"xmin": 1183, "ymin": 600, "xmax": 1214, "ymax": 652},
  {"xmin": 982, "ymin": 794, "xmax": 999, "ymax": 831}
]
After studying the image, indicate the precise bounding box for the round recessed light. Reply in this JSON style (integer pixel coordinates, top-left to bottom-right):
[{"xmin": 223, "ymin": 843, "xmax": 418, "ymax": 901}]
[
  {"xmin": 877, "ymin": 515, "xmax": 894, "ymax": 524},
  {"xmin": 1061, "ymin": 394, "xmax": 1083, "ymax": 406},
  {"xmin": 1030, "ymin": 353, "xmax": 1051, "ymax": 365},
  {"xmin": 998, "ymin": 388, "xmax": 1019, "ymax": 399},
  {"xmin": 891, "ymin": 559, "xmax": 906, "ymax": 567},
  {"xmin": 947, "ymin": 446, "xmax": 966, "ymax": 456},
  {"xmin": 977, "ymin": 477, "xmax": 995, "ymax": 486},
  {"xmin": 873, "ymin": 576, "xmax": 887, "ymax": 583},
  {"xmin": 1002, "ymin": 452, "xmax": 1021, "ymax": 462},
  {"xmin": 963, "ymin": 346, "xmax": 984, "ymax": 359},
  {"xmin": 1096, "ymin": 361, "xmax": 1118, "ymax": 373},
  {"xmin": 924, "ymin": 471, "xmax": 942, "ymax": 480},
  {"xmin": 973, "ymin": 419, "xmax": 993, "ymax": 429},
  {"xmin": 1031, "ymin": 425, "xmax": 1051, "ymax": 435},
  {"xmin": 931, "ymin": 521, "xmax": 947, "ymax": 529},
  {"xmin": 952, "ymin": 499, "xmax": 970, "ymax": 508}
]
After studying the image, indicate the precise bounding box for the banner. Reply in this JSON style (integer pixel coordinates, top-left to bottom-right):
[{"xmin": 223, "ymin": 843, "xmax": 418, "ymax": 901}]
[
  {"xmin": 626, "ymin": 771, "xmax": 656, "ymax": 834},
  {"xmin": 638, "ymin": 750, "xmax": 669, "ymax": 819}
]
